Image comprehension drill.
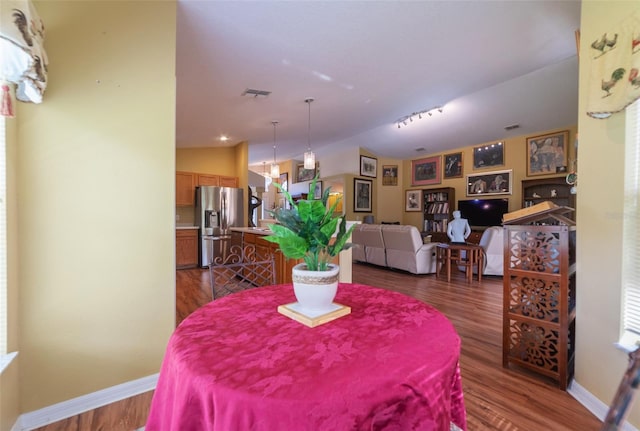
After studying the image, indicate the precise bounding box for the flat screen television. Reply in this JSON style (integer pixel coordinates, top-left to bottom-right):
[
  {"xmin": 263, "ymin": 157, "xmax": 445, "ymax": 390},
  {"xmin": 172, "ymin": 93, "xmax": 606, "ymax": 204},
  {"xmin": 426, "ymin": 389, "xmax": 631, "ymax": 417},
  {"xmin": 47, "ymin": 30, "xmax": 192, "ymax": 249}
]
[{"xmin": 457, "ymin": 198, "xmax": 509, "ymax": 228}]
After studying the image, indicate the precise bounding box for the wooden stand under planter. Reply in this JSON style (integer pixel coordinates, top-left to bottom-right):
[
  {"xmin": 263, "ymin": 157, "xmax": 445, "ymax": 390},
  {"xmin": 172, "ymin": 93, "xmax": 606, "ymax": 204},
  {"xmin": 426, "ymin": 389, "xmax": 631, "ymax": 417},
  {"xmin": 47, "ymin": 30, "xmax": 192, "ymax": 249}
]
[{"xmin": 278, "ymin": 303, "xmax": 351, "ymax": 327}]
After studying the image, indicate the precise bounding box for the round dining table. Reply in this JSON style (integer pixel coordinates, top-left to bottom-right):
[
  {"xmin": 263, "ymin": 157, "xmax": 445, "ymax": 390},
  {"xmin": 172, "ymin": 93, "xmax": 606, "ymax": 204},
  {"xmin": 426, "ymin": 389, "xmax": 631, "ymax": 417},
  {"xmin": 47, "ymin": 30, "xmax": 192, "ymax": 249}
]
[{"xmin": 146, "ymin": 283, "xmax": 467, "ymax": 431}]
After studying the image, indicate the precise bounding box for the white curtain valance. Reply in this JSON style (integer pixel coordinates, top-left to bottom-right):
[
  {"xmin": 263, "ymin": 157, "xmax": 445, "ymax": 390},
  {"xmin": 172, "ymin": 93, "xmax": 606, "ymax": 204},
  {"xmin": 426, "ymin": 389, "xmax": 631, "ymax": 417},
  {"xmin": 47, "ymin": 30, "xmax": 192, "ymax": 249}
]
[
  {"xmin": 0, "ymin": 0, "xmax": 48, "ymax": 106},
  {"xmin": 586, "ymin": 11, "xmax": 640, "ymax": 119}
]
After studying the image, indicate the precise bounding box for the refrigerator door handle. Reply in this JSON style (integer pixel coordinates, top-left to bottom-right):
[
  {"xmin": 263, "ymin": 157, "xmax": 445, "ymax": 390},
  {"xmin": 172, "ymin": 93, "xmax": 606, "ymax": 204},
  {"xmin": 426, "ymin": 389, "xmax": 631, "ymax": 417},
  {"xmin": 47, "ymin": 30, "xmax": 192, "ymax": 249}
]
[{"xmin": 221, "ymin": 191, "xmax": 228, "ymax": 231}]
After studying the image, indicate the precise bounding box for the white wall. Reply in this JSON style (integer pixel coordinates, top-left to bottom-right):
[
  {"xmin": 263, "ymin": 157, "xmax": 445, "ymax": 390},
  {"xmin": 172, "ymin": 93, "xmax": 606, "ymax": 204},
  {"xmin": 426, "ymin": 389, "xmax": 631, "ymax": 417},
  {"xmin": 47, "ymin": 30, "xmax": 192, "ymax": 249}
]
[{"xmin": 319, "ymin": 146, "xmax": 360, "ymax": 177}]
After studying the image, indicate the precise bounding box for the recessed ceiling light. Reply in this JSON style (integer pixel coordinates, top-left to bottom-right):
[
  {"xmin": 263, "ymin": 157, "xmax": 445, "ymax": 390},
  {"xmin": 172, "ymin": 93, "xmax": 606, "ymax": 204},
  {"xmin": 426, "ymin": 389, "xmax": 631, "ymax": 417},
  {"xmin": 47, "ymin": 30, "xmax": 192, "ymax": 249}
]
[{"xmin": 220, "ymin": 136, "xmax": 229, "ymax": 142}]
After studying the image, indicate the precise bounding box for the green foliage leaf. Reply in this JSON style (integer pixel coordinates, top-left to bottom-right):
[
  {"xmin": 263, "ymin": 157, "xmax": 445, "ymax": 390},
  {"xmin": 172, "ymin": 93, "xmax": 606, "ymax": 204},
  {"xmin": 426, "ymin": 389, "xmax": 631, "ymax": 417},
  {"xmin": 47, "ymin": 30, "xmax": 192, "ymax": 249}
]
[{"xmin": 265, "ymin": 172, "xmax": 353, "ymax": 270}]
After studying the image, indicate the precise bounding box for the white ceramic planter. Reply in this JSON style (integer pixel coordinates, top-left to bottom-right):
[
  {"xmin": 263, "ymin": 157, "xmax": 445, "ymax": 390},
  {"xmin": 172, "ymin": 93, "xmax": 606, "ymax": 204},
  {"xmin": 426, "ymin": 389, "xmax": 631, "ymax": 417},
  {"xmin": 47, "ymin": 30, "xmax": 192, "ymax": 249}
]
[{"xmin": 291, "ymin": 263, "xmax": 339, "ymax": 314}]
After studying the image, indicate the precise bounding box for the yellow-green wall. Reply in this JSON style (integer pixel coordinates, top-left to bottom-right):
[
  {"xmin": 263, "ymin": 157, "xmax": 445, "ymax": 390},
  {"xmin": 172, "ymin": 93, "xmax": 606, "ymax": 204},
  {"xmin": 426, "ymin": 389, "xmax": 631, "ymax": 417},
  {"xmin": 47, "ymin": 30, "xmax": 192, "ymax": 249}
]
[
  {"xmin": 355, "ymin": 149, "xmax": 403, "ymax": 225},
  {"xmin": 400, "ymin": 126, "xmax": 578, "ymax": 229},
  {"xmin": 234, "ymin": 141, "xmax": 249, "ymax": 192},
  {"xmin": 14, "ymin": 0, "xmax": 177, "ymax": 413},
  {"xmin": 176, "ymin": 146, "xmax": 239, "ymax": 177},
  {"xmin": 577, "ymin": 0, "xmax": 639, "ymax": 426}
]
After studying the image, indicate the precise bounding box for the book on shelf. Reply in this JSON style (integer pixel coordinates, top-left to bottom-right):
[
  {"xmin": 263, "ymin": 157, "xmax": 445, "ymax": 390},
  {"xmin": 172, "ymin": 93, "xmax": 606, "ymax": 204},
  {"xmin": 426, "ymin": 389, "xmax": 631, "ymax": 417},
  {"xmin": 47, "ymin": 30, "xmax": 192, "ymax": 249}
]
[{"xmin": 424, "ymin": 192, "xmax": 449, "ymax": 203}]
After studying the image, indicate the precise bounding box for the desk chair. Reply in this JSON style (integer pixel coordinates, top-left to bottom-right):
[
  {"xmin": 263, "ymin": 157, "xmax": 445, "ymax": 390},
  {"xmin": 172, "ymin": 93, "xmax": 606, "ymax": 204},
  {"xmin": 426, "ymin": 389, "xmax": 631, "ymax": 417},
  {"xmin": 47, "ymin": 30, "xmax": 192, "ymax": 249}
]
[
  {"xmin": 208, "ymin": 244, "xmax": 276, "ymax": 300},
  {"xmin": 602, "ymin": 349, "xmax": 640, "ymax": 430}
]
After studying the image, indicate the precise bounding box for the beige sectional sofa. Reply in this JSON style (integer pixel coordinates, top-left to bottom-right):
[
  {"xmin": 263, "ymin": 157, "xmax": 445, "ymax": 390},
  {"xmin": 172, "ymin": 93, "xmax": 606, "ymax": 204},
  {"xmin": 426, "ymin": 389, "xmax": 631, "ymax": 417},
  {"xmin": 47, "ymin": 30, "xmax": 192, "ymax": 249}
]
[{"xmin": 351, "ymin": 224, "xmax": 438, "ymax": 274}]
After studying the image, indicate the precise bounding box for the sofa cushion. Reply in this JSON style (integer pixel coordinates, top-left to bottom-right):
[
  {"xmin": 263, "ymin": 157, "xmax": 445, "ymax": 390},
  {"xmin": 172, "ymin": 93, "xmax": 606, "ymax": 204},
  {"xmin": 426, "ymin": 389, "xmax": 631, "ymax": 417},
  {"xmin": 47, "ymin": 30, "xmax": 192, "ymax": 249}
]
[
  {"xmin": 457, "ymin": 226, "xmax": 504, "ymax": 275},
  {"xmin": 479, "ymin": 226, "xmax": 504, "ymax": 275},
  {"xmin": 382, "ymin": 225, "xmax": 438, "ymax": 274},
  {"xmin": 351, "ymin": 224, "xmax": 386, "ymax": 266},
  {"xmin": 381, "ymin": 225, "xmax": 422, "ymax": 253}
]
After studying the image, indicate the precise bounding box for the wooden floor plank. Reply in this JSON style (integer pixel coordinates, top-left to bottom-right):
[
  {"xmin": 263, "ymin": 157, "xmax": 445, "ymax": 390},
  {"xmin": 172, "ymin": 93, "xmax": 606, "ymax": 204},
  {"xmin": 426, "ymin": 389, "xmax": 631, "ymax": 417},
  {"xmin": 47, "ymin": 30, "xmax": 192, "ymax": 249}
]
[{"xmin": 34, "ymin": 263, "xmax": 603, "ymax": 430}]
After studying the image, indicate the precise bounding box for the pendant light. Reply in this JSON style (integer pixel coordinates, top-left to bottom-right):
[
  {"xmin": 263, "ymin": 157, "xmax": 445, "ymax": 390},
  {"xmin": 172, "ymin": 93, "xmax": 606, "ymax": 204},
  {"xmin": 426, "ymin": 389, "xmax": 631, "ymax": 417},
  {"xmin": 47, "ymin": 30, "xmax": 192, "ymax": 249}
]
[
  {"xmin": 270, "ymin": 120, "xmax": 280, "ymax": 178},
  {"xmin": 304, "ymin": 98, "xmax": 316, "ymax": 169}
]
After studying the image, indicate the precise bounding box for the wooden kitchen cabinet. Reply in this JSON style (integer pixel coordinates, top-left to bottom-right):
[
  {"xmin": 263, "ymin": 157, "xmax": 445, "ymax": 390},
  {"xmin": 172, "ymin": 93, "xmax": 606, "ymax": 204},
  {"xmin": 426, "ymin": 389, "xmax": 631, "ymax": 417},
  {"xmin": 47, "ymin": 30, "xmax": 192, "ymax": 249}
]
[
  {"xmin": 197, "ymin": 174, "xmax": 220, "ymax": 186},
  {"xmin": 176, "ymin": 171, "xmax": 240, "ymax": 206},
  {"xmin": 219, "ymin": 175, "xmax": 239, "ymax": 187},
  {"xmin": 176, "ymin": 171, "xmax": 196, "ymax": 206},
  {"xmin": 176, "ymin": 229, "xmax": 199, "ymax": 268},
  {"xmin": 243, "ymin": 232, "xmax": 299, "ymax": 284}
]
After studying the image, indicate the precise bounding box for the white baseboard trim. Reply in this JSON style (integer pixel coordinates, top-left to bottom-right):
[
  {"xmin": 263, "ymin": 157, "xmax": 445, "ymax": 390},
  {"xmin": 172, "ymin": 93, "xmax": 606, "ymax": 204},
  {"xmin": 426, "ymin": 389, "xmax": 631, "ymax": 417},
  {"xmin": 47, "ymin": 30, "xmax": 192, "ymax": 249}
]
[
  {"xmin": 15, "ymin": 373, "xmax": 158, "ymax": 431},
  {"xmin": 568, "ymin": 379, "xmax": 638, "ymax": 431}
]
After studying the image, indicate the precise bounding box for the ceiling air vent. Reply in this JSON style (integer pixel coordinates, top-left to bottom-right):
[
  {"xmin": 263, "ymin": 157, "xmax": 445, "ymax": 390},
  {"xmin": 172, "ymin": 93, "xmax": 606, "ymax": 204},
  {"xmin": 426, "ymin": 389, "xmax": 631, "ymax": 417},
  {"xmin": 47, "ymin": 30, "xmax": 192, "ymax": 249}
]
[
  {"xmin": 415, "ymin": 147, "xmax": 426, "ymax": 152},
  {"xmin": 241, "ymin": 88, "xmax": 271, "ymax": 98},
  {"xmin": 504, "ymin": 124, "xmax": 520, "ymax": 131}
]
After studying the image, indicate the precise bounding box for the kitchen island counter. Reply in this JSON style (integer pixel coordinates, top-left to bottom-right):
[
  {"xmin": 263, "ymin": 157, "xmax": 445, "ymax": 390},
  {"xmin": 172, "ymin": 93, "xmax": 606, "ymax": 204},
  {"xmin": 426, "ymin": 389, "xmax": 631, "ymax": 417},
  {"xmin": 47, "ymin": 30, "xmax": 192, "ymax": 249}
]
[
  {"xmin": 230, "ymin": 227, "xmax": 351, "ymax": 284},
  {"xmin": 176, "ymin": 225, "xmax": 199, "ymax": 230},
  {"xmin": 230, "ymin": 226, "xmax": 272, "ymax": 235}
]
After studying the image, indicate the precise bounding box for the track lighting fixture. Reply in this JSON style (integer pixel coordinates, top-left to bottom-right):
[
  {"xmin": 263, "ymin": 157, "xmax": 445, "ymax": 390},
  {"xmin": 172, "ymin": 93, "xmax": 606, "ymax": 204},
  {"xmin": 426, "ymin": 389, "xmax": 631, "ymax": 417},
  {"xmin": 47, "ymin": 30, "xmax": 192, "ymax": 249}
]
[
  {"xmin": 304, "ymin": 98, "xmax": 316, "ymax": 169},
  {"xmin": 395, "ymin": 106, "xmax": 444, "ymax": 129},
  {"xmin": 270, "ymin": 121, "xmax": 280, "ymax": 178}
]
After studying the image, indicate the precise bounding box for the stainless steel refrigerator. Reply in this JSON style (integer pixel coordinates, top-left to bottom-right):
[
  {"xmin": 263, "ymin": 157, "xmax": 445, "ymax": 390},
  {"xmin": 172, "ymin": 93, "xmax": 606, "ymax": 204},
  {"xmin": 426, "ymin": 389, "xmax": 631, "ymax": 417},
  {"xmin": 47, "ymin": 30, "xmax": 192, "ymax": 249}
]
[{"xmin": 195, "ymin": 186, "xmax": 244, "ymax": 267}]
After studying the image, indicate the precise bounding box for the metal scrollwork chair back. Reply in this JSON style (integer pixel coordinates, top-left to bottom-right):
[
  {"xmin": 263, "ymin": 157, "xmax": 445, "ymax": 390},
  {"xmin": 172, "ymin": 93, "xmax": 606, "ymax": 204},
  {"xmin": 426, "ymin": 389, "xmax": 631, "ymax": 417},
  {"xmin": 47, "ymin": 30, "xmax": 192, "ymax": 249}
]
[
  {"xmin": 601, "ymin": 349, "xmax": 640, "ymax": 431},
  {"xmin": 208, "ymin": 244, "xmax": 276, "ymax": 300}
]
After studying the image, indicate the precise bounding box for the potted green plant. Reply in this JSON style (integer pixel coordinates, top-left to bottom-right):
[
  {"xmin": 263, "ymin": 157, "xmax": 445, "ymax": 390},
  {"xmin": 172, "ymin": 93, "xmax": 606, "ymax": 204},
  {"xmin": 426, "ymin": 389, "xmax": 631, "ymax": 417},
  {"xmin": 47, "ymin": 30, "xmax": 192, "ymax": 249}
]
[{"xmin": 264, "ymin": 175, "xmax": 355, "ymax": 313}]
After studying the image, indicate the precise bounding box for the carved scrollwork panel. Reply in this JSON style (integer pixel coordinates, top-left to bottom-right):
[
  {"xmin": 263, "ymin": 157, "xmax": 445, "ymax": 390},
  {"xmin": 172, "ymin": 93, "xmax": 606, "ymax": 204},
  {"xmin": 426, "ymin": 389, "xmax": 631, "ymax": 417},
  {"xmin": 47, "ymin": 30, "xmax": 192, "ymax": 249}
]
[
  {"xmin": 507, "ymin": 230, "xmax": 561, "ymax": 273},
  {"xmin": 508, "ymin": 320, "xmax": 560, "ymax": 373},
  {"xmin": 508, "ymin": 276, "xmax": 561, "ymax": 322}
]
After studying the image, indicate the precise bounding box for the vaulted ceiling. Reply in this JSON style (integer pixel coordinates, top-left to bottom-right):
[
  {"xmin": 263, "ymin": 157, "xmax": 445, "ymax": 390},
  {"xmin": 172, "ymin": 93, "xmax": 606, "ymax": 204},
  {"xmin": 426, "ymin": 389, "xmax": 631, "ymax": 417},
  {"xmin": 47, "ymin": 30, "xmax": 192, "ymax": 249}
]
[{"xmin": 175, "ymin": 1, "xmax": 581, "ymax": 169}]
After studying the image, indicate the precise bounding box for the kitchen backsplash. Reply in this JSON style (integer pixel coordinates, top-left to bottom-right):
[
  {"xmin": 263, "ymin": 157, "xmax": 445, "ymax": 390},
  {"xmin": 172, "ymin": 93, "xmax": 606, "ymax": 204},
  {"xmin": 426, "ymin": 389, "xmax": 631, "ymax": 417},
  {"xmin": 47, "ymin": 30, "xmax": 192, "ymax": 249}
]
[{"xmin": 176, "ymin": 206, "xmax": 196, "ymax": 225}]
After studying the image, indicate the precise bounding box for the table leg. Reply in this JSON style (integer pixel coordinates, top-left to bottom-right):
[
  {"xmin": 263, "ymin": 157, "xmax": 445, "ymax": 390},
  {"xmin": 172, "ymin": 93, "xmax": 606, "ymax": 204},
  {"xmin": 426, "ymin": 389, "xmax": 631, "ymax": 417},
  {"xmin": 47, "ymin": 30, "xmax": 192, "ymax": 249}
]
[
  {"xmin": 446, "ymin": 249, "xmax": 452, "ymax": 282},
  {"xmin": 477, "ymin": 250, "xmax": 483, "ymax": 283}
]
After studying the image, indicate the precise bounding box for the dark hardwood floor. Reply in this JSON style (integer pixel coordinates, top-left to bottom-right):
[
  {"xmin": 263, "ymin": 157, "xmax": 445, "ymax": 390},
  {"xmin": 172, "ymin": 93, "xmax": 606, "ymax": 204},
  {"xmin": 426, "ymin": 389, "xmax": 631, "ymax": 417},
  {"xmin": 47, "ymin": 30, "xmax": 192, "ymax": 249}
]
[{"xmin": 34, "ymin": 263, "xmax": 602, "ymax": 430}]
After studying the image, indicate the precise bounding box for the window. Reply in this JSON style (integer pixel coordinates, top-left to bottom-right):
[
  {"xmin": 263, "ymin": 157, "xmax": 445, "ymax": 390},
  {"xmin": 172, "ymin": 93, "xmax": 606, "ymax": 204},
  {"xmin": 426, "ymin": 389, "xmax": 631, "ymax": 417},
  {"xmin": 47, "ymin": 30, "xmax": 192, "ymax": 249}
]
[
  {"xmin": 0, "ymin": 116, "xmax": 12, "ymax": 373},
  {"xmin": 620, "ymin": 100, "xmax": 640, "ymax": 351}
]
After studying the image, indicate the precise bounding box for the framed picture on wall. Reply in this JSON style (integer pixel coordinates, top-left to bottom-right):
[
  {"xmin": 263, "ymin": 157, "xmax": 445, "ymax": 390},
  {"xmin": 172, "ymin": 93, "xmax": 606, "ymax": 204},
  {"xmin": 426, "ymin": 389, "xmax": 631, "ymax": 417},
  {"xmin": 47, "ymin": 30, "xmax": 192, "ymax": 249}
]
[
  {"xmin": 466, "ymin": 169, "xmax": 512, "ymax": 196},
  {"xmin": 296, "ymin": 162, "xmax": 318, "ymax": 183},
  {"xmin": 360, "ymin": 155, "xmax": 377, "ymax": 178},
  {"xmin": 526, "ymin": 130, "xmax": 569, "ymax": 176},
  {"xmin": 278, "ymin": 172, "xmax": 288, "ymax": 193},
  {"xmin": 411, "ymin": 156, "xmax": 441, "ymax": 186},
  {"xmin": 443, "ymin": 152, "xmax": 463, "ymax": 179},
  {"xmin": 405, "ymin": 189, "xmax": 422, "ymax": 212},
  {"xmin": 473, "ymin": 142, "xmax": 504, "ymax": 170},
  {"xmin": 382, "ymin": 165, "xmax": 398, "ymax": 186},
  {"xmin": 310, "ymin": 181, "xmax": 322, "ymax": 199},
  {"xmin": 354, "ymin": 178, "xmax": 372, "ymax": 212}
]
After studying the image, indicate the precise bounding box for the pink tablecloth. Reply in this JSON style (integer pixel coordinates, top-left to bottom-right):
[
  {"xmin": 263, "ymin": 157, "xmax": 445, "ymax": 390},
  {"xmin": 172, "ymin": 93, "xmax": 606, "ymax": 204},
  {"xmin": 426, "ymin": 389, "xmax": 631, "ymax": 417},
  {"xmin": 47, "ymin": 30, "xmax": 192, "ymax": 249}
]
[{"xmin": 146, "ymin": 283, "xmax": 466, "ymax": 431}]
